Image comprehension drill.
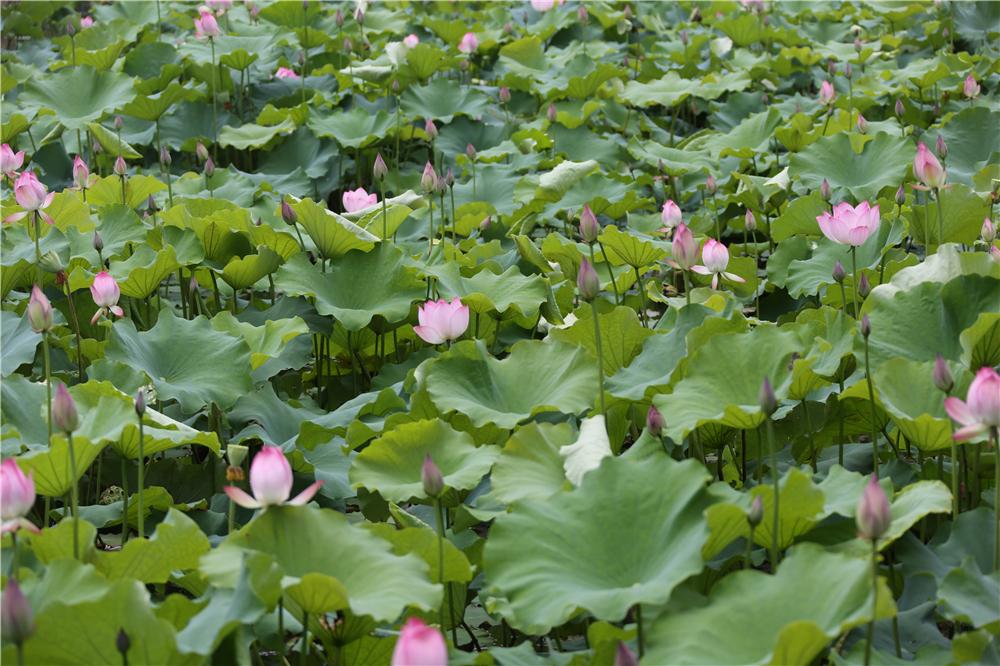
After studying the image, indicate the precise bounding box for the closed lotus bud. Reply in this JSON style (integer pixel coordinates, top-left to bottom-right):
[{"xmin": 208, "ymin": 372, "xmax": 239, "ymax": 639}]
[
  {"xmin": 53, "ymin": 383, "xmax": 79, "ymax": 434},
  {"xmin": 857, "ymin": 272, "xmax": 870, "ymax": 299},
  {"xmin": 114, "ymin": 115, "xmax": 123, "ymax": 131},
  {"xmin": 281, "ymin": 198, "xmax": 297, "ymax": 225},
  {"xmin": 373, "ymin": 153, "xmax": 388, "ymax": 182},
  {"xmin": 646, "ymin": 406, "xmax": 665, "ymax": 437},
  {"xmin": 354, "ymin": 6, "xmax": 364, "ymax": 24},
  {"xmin": 334, "ymin": 8, "xmax": 343, "ymax": 27},
  {"xmin": 444, "ymin": 168, "xmax": 455, "ymax": 188},
  {"xmin": 832, "ymin": 259, "xmax": 846, "ymax": 284},
  {"xmin": 66, "ymin": 21, "xmax": 75, "ymax": 35},
  {"xmin": 134, "ymin": 388, "xmax": 146, "ymax": 417},
  {"xmin": 547, "ymin": 103, "xmax": 557, "ymax": 122},
  {"xmin": 73, "ymin": 155, "xmax": 90, "ymax": 189},
  {"xmin": 615, "ymin": 642, "xmax": 638, "ymax": 666},
  {"xmin": 424, "ymin": 119, "xmax": 438, "ymax": 140},
  {"xmin": 936, "ymin": 134, "xmax": 948, "ymax": 159},
  {"xmin": 820, "ymin": 178, "xmax": 831, "ymax": 202},
  {"xmin": 845, "ymin": 62, "xmax": 853, "ymax": 80},
  {"xmin": 116, "ymin": 628, "xmax": 131, "ymax": 658},
  {"xmin": 860, "ymin": 314, "xmax": 871, "ymax": 338},
  {"xmin": 745, "ymin": 209, "xmax": 757, "ymax": 231},
  {"xmin": 856, "ymin": 113, "xmax": 868, "ymax": 134},
  {"xmin": 421, "ymin": 162, "xmax": 438, "ymax": 193},
  {"xmin": 981, "ymin": 217, "xmax": 996, "ymax": 243},
  {"xmin": 577, "ymin": 258, "xmax": 600, "ymax": 301},
  {"xmin": 27, "ymin": 285, "xmax": 53, "ymax": 333},
  {"xmin": 680, "ymin": 29, "xmax": 689, "ymax": 46},
  {"xmin": 499, "ymin": 87, "xmax": 511, "ymax": 104},
  {"xmin": 503, "ymin": 21, "xmax": 514, "ymax": 35},
  {"xmin": 579, "ymin": 204, "xmax": 599, "ymax": 244},
  {"xmin": 933, "ymin": 355, "xmax": 953, "ymax": 393},
  {"xmin": 204, "ymin": 157, "xmax": 215, "ymax": 178},
  {"xmin": 895, "ymin": 184, "xmax": 906, "ymax": 206},
  {"xmin": 190, "ymin": 275, "xmax": 199, "ymax": 296},
  {"xmin": 1, "ymin": 580, "xmax": 34, "ymax": 646},
  {"xmin": 480, "ymin": 215, "xmax": 492, "ymax": 231},
  {"xmin": 854, "ymin": 37, "xmax": 862, "ymax": 53},
  {"xmin": 392, "ymin": 79, "xmax": 400, "ymax": 95},
  {"xmin": 577, "ymin": 4, "xmax": 588, "ymax": 23},
  {"xmin": 964, "ymin": 74, "xmax": 981, "ymax": 99},
  {"xmin": 160, "ymin": 145, "xmax": 171, "ymax": 167},
  {"xmin": 466, "ymin": 143, "xmax": 477, "ymax": 160},
  {"xmin": 113, "ymin": 155, "xmax": 127, "ymax": 176},
  {"xmin": 748, "ymin": 495, "xmax": 764, "ymax": 527},
  {"xmin": 147, "ymin": 194, "xmax": 158, "ymax": 212},
  {"xmin": 196, "ymin": 142, "xmax": 209, "ymax": 163},
  {"xmin": 895, "ymin": 99, "xmax": 905, "ymax": 117},
  {"xmin": 92, "ymin": 230, "xmax": 104, "ymax": 254},
  {"xmin": 705, "ymin": 173, "xmax": 717, "ymax": 195},
  {"xmin": 856, "ymin": 474, "xmax": 890, "ymax": 540},
  {"xmin": 622, "ymin": 4, "xmax": 632, "ymax": 20},
  {"xmin": 421, "ymin": 454, "xmax": 444, "ymax": 498},
  {"xmin": 759, "ymin": 377, "xmax": 777, "ymax": 416},
  {"xmin": 92, "ymin": 139, "xmax": 103, "ymax": 155},
  {"xmin": 827, "ymin": 60, "xmax": 836, "ymax": 76}
]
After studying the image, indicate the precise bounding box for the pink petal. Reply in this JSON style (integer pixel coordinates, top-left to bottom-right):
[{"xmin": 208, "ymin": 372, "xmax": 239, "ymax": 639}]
[
  {"xmin": 286, "ymin": 480, "xmax": 325, "ymax": 506},
  {"xmin": 953, "ymin": 423, "xmax": 988, "ymax": 442},
  {"xmin": 690, "ymin": 265, "xmax": 711, "ymax": 275},
  {"xmin": 413, "ymin": 325, "xmax": 446, "ymax": 345},
  {"xmin": 722, "ymin": 272, "xmax": 746, "ymax": 283},
  {"xmin": 90, "ymin": 309, "xmax": 103, "ymax": 326},
  {"xmin": 224, "ymin": 486, "xmax": 262, "ymax": 509},
  {"xmin": 711, "ymin": 274, "xmax": 719, "ymax": 290},
  {"xmin": 3, "ymin": 212, "xmax": 27, "ymax": 224},
  {"xmin": 944, "ymin": 397, "xmax": 975, "ymax": 426},
  {"xmin": 110, "ymin": 305, "xmax": 124, "ymax": 317},
  {"xmin": 847, "ymin": 225, "xmax": 872, "ymax": 246}
]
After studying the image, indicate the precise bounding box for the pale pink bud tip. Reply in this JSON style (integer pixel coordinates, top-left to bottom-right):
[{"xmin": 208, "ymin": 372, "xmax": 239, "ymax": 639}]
[
  {"xmin": 660, "ymin": 200, "xmax": 682, "ymax": 229},
  {"xmin": 748, "ymin": 495, "xmax": 764, "ymax": 527},
  {"xmin": 933, "ymin": 355, "xmax": 953, "ymax": 394},
  {"xmin": 1, "ymin": 579, "xmax": 35, "ymax": 645},
  {"xmin": 391, "ymin": 618, "xmax": 448, "ymax": 666},
  {"xmin": 759, "ymin": 377, "xmax": 777, "ymax": 416},
  {"xmin": 856, "ymin": 475, "xmax": 891, "ymax": 540},
  {"xmin": 579, "ymin": 204, "xmax": 599, "ymax": 244},
  {"xmin": 421, "ymin": 454, "xmax": 444, "ymax": 497},
  {"xmin": 27, "ymin": 286, "xmax": 53, "ymax": 333},
  {"xmin": 53, "ymin": 383, "xmax": 79, "ymax": 434},
  {"xmin": 615, "ymin": 641, "xmax": 638, "ymax": 666},
  {"xmin": 646, "ymin": 406, "xmax": 665, "ymax": 437},
  {"xmin": 1, "ymin": 458, "xmax": 36, "ymax": 525},
  {"xmin": 577, "ymin": 258, "xmax": 600, "ymax": 301}
]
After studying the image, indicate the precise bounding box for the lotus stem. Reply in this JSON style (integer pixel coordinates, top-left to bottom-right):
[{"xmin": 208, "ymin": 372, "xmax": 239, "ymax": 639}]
[
  {"xmin": 33, "ymin": 212, "xmax": 42, "ymax": 284},
  {"xmin": 993, "ymin": 427, "xmax": 999, "ymax": 571},
  {"xmin": 43, "ymin": 333, "xmax": 52, "ymax": 442},
  {"xmin": 934, "ymin": 187, "xmax": 945, "ymax": 250},
  {"xmin": 380, "ymin": 184, "xmax": 388, "ymax": 240},
  {"xmin": 590, "ymin": 299, "xmax": 607, "ymax": 423},
  {"xmin": 862, "ymin": 334, "xmax": 880, "ymax": 475},
  {"xmin": 634, "ymin": 266, "xmax": 648, "ymax": 327},
  {"xmin": 136, "ymin": 416, "xmax": 144, "ymax": 538},
  {"xmin": 864, "ymin": 538, "xmax": 878, "ymax": 666},
  {"xmin": 746, "ymin": 523, "xmax": 755, "ymax": 570},
  {"xmin": 635, "ymin": 604, "xmax": 645, "ymax": 659},
  {"xmin": 121, "ymin": 455, "xmax": 129, "ymax": 544},
  {"xmin": 683, "ymin": 269, "xmax": 691, "ymax": 306},
  {"xmin": 766, "ymin": 417, "xmax": 780, "ymax": 570},
  {"xmin": 596, "ymin": 241, "xmax": 620, "ymax": 305},
  {"xmin": 850, "ymin": 246, "xmax": 860, "ymax": 318},
  {"xmin": 66, "ymin": 430, "xmax": 80, "ymax": 559},
  {"xmin": 209, "ymin": 38, "xmax": 218, "ymax": 159},
  {"xmin": 436, "ymin": 499, "xmax": 457, "ymax": 647},
  {"xmin": 299, "ymin": 612, "xmax": 309, "ymax": 666}
]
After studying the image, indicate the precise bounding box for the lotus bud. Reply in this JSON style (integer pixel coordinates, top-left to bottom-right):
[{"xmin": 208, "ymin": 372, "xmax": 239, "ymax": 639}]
[
  {"xmin": 646, "ymin": 406, "xmax": 664, "ymax": 437},
  {"xmin": 421, "ymin": 162, "xmax": 438, "ymax": 193},
  {"xmin": 334, "ymin": 8, "xmax": 343, "ymax": 27},
  {"xmin": 147, "ymin": 194, "xmax": 160, "ymax": 213},
  {"xmin": 745, "ymin": 209, "xmax": 757, "ymax": 231},
  {"xmin": 73, "ymin": 155, "xmax": 90, "ymax": 190},
  {"xmin": 503, "ymin": 21, "xmax": 514, "ymax": 35},
  {"xmin": 820, "ymin": 178, "xmax": 831, "ymax": 202},
  {"xmin": 392, "ymin": 618, "xmax": 448, "ymax": 666},
  {"xmin": 933, "ymin": 355, "xmax": 953, "ymax": 394},
  {"xmin": 895, "ymin": 184, "xmax": 906, "ymax": 206},
  {"xmin": 856, "ymin": 113, "xmax": 868, "ymax": 134},
  {"xmin": 53, "ymin": 383, "xmax": 79, "ymax": 434},
  {"xmin": 680, "ymin": 29, "xmax": 689, "ymax": 46},
  {"xmin": 860, "ymin": 314, "xmax": 871, "ymax": 338},
  {"xmin": 421, "ymin": 454, "xmax": 444, "ymax": 498},
  {"xmin": 189, "ymin": 275, "xmax": 200, "ymax": 297},
  {"xmin": 480, "ymin": 216, "xmax": 492, "ymax": 232},
  {"xmin": 1, "ymin": 580, "xmax": 34, "ymax": 646},
  {"xmin": 759, "ymin": 377, "xmax": 777, "ymax": 416},
  {"xmin": 547, "ymin": 103, "xmax": 557, "ymax": 122},
  {"xmin": 579, "ymin": 204, "xmax": 599, "ymax": 244},
  {"xmin": 748, "ymin": 495, "xmax": 764, "ymax": 527},
  {"xmin": 705, "ymin": 173, "xmax": 717, "ymax": 195},
  {"xmin": 38, "ymin": 251, "xmax": 65, "ymax": 275},
  {"xmin": 370, "ymin": 154, "xmax": 388, "ymax": 184},
  {"xmin": 196, "ymin": 142, "xmax": 209, "ymax": 163},
  {"xmin": 114, "ymin": 115, "xmax": 123, "ymax": 131},
  {"xmin": 577, "ymin": 4, "xmax": 588, "ymax": 23},
  {"xmin": 622, "ymin": 4, "xmax": 632, "ymax": 20},
  {"xmin": 857, "ymin": 272, "xmax": 870, "ymax": 299},
  {"xmin": 444, "ymin": 168, "xmax": 455, "ymax": 188},
  {"xmin": 499, "ymin": 86, "xmax": 511, "ymax": 104},
  {"xmin": 845, "ymin": 62, "xmax": 853, "ymax": 80},
  {"xmin": 981, "ymin": 217, "xmax": 996, "ymax": 243},
  {"xmin": 391, "ymin": 79, "xmax": 400, "ymax": 95},
  {"xmin": 116, "ymin": 628, "xmax": 131, "ymax": 658},
  {"xmin": 615, "ymin": 642, "xmax": 638, "ymax": 666},
  {"xmin": 90, "ymin": 233, "xmax": 105, "ymax": 260},
  {"xmin": 689, "ymin": 6, "xmax": 702, "ymax": 21},
  {"xmin": 66, "ymin": 21, "xmax": 75, "ymax": 35},
  {"xmin": 964, "ymin": 74, "xmax": 981, "ymax": 99},
  {"xmin": 113, "ymin": 155, "xmax": 127, "ymax": 176},
  {"xmin": 935, "ymin": 134, "xmax": 948, "ymax": 159},
  {"xmin": 27, "ymin": 285, "xmax": 53, "ymax": 333},
  {"xmin": 280, "ymin": 198, "xmax": 299, "ymax": 226},
  {"xmin": 854, "ymin": 37, "xmax": 862, "ymax": 53},
  {"xmin": 134, "ymin": 388, "xmax": 146, "ymax": 417},
  {"xmin": 827, "ymin": 60, "xmax": 836, "ymax": 77},
  {"xmin": 577, "ymin": 258, "xmax": 601, "ymax": 302},
  {"xmin": 832, "ymin": 260, "xmax": 846, "ymax": 284},
  {"xmin": 353, "ymin": 6, "xmax": 364, "ymax": 24},
  {"xmin": 856, "ymin": 474, "xmax": 890, "ymax": 540},
  {"xmin": 204, "ymin": 157, "xmax": 215, "ymax": 178},
  {"xmin": 160, "ymin": 146, "xmax": 171, "ymax": 167},
  {"xmin": 424, "ymin": 118, "xmax": 438, "ymax": 139}
]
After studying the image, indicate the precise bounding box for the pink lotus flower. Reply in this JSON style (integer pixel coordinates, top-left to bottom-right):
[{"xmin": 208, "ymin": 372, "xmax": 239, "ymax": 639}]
[
  {"xmin": 194, "ymin": 9, "xmax": 221, "ymax": 39},
  {"xmin": 80, "ymin": 16, "xmax": 94, "ymax": 28},
  {"xmin": 404, "ymin": 34, "xmax": 420, "ymax": 48},
  {"xmin": 0, "ymin": 143, "xmax": 24, "ymax": 179},
  {"xmin": 458, "ymin": 32, "xmax": 478, "ymax": 54},
  {"xmin": 819, "ymin": 80, "xmax": 836, "ymax": 105},
  {"xmin": 1, "ymin": 459, "xmax": 39, "ymax": 534},
  {"xmin": 692, "ymin": 239, "xmax": 745, "ymax": 290},
  {"xmin": 3, "ymin": 172, "xmax": 55, "ymax": 225},
  {"xmin": 73, "ymin": 155, "xmax": 90, "ymax": 190},
  {"xmin": 855, "ymin": 474, "xmax": 891, "ymax": 540},
  {"xmin": 816, "ymin": 201, "xmax": 880, "ymax": 247},
  {"xmin": 982, "ymin": 217, "xmax": 996, "ymax": 243},
  {"xmin": 89, "ymin": 271, "xmax": 124, "ymax": 324},
  {"xmin": 856, "ymin": 113, "xmax": 868, "ymax": 134},
  {"xmin": 27, "ymin": 285, "xmax": 53, "ymax": 333},
  {"xmin": 275, "ymin": 66, "xmax": 299, "ymax": 79},
  {"xmin": 914, "ymin": 142, "xmax": 946, "ymax": 190},
  {"xmin": 207, "ymin": 0, "xmax": 233, "ymax": 12},
  {"xmin": 963, "ymin": 74, "xmax": 980, "ymax": 99},
  {"xmin": 660, "ymin": 200, "xmax": 682, "ymax": 231},
  {"xmin": 945, "ymin": 367, "xmax": 1000, "ymax": 441},
  {"xmin": 669, "ymin": 223, "xmax": 698, "ymax": 270},
  {"xmin": 531, "ymin": 0, "xmax": 558, "ymax": 10},
  {"xmin": 224, "ymin": 445, "xmax": 323, "ymax": 509},
  {"xmin": 391, "ymin": 617, "xmax": 448, "ymax": 666},
  {"xmin": 414, "ymin": 298, "xmax": 469, "ymax": 345},
  {"xmin": 342, "ymin": 187, "xmax": 378, "ymax": 213}
]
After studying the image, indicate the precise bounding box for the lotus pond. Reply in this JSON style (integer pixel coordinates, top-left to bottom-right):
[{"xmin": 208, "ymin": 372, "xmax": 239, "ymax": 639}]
[{"xmin": 1, "ymin": 1, "xmax": 999, "ymax": 664}]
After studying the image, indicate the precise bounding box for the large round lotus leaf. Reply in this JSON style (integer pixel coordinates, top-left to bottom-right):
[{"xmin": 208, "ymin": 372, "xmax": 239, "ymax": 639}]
[
  {"xmin": 920, "ymin": 107, "xmax": 1000, "ymax": 187},
  {"xmin": 19, "ymin": 66, "xmax": 137, "ymax": 131},
  {"xmin": 596, "ymin": 225, "xmax": 666, "ymax": 269},
  {"xmin": 644, "ymin": 544, "xmax": 896, "ymax": 666},
  {"xmin": 937, "ymin": 558, "xmax": 1000, "ymax": 633},
  {"xmin": 864, "ymin": 274, "xmax": 1000, "ymax": 369},
  {"xmin": 273, "ymin": 245, "xmax": 425, "ymax": 331},
  {"xmin": 307, "ymin": 108, "xmax": 394, "ymax": 149},
  {"xmin": 421, "ymin": 339, "xmax": 599, "ymax": 429},
  {"xmin": 103, "ymin": 311, "xmax": 253, "ymax": 414},
  {"xmin": 109, "ymin": 245, "xmax": 181, "ymax": 299},
  {"xmin": 1, "ymin": 309, "xmax": 40, "ymax": 376},
  {"xmin": 422, "ymin": 262, "xmax": 548, "ymax": 318},
  {"xmin": 96, "ymin": 509, "xmax": 210, "ymax": 583},
  {"xmin": 224, "ymin": 506, "xmax": 440, "ymax": 621},
  {"xmin": 905, "ymin": 183, "xmax": 992, "ymax": 246},
  {"xmin": 789, "ymin": 132, "xmax": 915, "ymax": 201},
  {"xmin": 349, "ymin": 419, "xmax": 499, "ymax": 503},
  {"xmin": 482, "ymin": 455, "xmax": 712, "ymax": 635},
  {"xmin": 489, "ymin": 422, "xmax": 574, "ymax": 505},
  {"xmin": 401, "ymin": 77, "xmax": 490, "ymax": 123},
  {"xmin": 549, "ymin": 305, "xmax": 654, "ymax": 375}
]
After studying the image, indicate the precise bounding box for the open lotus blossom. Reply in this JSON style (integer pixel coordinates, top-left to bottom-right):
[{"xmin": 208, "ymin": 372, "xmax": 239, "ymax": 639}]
[
  {"xmin": 342, "ymin": 187, "xmax": 377, "ymax": 212},
  {"xmin": 275, "ymin": 66, "xmax": 299, "ymax": 79},
  {"xmin": 660, "ymin": 200, "xmax": 682, "ymax": 231},
  {"xmin": 80, "ymin": 16, "xmax": 94, "ymax": 28},
  {"xmin": 913, "ymin": 142, "xmax": 946, "ymax": 190},
  {"xmin": 531, "ymin": 0, "xmax": 564, "ymax": 10},
  {"xmin": 414, "ymin": 298, "xmax": 469, "ymax": 345},
  {"xmin": 0, "ymin": 143, "xmax": 24, "ymax": 179},
  {"xmin": 944, "ymin": 366, "xmax": 1000, "ymax": 441},
  {"xmin": 89, "ymin": 271, "xmax": 124, "ymax": 324},
  {"xmin": 194, "ymin": 9, "xmax": 221, "ymax": 38},
  {"xmin": 819, "ymin": 80, "xmax": 836, "ymax": 105},
  {"xmin": 1, "ymin": 458, "xmax": 39, "ymax": 534},
  {"xmin": 816, "ymin": 200, "xmax": 880, "ymax": 246},
  {"xmin": 403, "ymin": 34, "xmax": 419, "ymax": 48},
  {"xmin": 458, "ymin": 31, "xmax": 478, "ymax": 54},
  {"xmin": 668, "ymin": 223, "xmax": 698, "ymax": 270},
  {"xmin": 224, "ymin": 445, "xmax": 324, "ymax": 509},
  {"xmin": 3, "ymin": 172, "xmax": 55, "ymax": 225},
  {"xmin": 963, "ymin": 73, "xmax": 980, "ymax": 99},
  {"xmin": 692, "ymin": 238, "xmax": 745, "ymax": 290},
  {"xmin": 391, "ymin": 617, "xmax": 448, "ymax": 666}
]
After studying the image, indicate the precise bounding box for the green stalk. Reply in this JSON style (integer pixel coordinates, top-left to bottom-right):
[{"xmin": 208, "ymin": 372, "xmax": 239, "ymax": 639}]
[
  {"xmin": 380, "ymin": 184, "xmax": 388, "ymax": 240},
  {"xmin": 436, "ymin": 499, "xmax": 457, "ymax": 646},
  {"xmin": 850, "ymin": 247, "xmax": 860, "ymax": 318},
  {"xmin": 934, "ymin": 187, "xmax": 945, "ymax": 250},
  {"xmin": 766, "ymin": 417, "xmax": 780, "ymax": 571},
  {"xmin": 43, "ymin": 333, "xmax": 52, "ymax": 442},
  {"xmin": 683, "ymin": 269, "xmax": 691, "ymax": 306},
  {"xmin": 137, "ymin": 415, "xmax": 145, "ymax": 539},
  {"xmin": 634, "ymin": 266, "xmax": 648, "ymax": 327},
  {"xmin": 993, "ymin": 427, "xmax": 999, "ymax": 571},
  {"xmin": 635, "ymin": 604, "xmax": 644, "ymax": 659},
  {"xmin": 299, "ymin": 612, "xmax": 309, "ymax": 666},
  {"xmin": 746, "ymin": 524, "xmax": 755, "ymax": 570},
  {"xmin": 121, "ymin": 454, "xmax": 129, "ymax": 544},
  {"xmin": 278, "ymin": 597, "xmax": 285, "ymax": 660},
  {"xmin": 66, "ymin": 430, "xmax": 80, "ymax": 559},
  {"xmin": 33, "ymin": 212, "xmax": 42, "ymax": 284},
  {"xmin": 210, "ymin": 38, "xmax": 218, "ymax": 159},
  {"xmin": 301, "ymin": 2, "xmax": 308, "ymax": 105},
  {"xmin": 596, "ymin": 241, "xmax": 620, "ymax": 305},
  {"xmin": 590, "ymin": 299, "xmax": 607, "ymax": 423},
  {"xmin": 863, "ymin": 335, "xmax": 881, "ymax": 475},
  {"xmin": 864, "ymin": 539, "xmax": 878, "ymax": 666}
]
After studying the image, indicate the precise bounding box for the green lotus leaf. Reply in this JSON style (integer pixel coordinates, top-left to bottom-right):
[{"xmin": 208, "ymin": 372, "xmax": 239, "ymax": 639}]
[
  {"xmin": 490, "ymin": 422, "xmax": 574, "ymax": 505},
  {"xmin": 422, "ymin": 262, "xmax": 548, "ymax": 319},
  {"xmin": 550, "ymin": 305, "xmax": 654, "ymax": 375},
  {"xmin": 937, "ymin": 558, "xmax": 1000, "ymax": 633},
  {"xmin": 483, "ymin": 455, "xmax": 712, "ymax": 634},
  {"xmin": 219, "ymin": 118, "xmax": 296, "ymax": 150},
  {"xmin": 14, "ymin": 432, "xmax": 106, "ymax": 498},
  {"xmin": 287, "ymin": 197, "xmax": 379, "ymax": 259},
  {"xmin": 103, "ymin": 311, "xmax": 253, "ymax": 414},
  {"xmin": 363, "ymin": 523, "xmax": 473, "ymax": 584},
  {"xmin": 222, "ymin": 506, "xmax": 440, "ymax": 621},
  {"xmin": 110, "ymin": 245, "xmax": 181, "ymax": 299},
  {"xmin": 1, "ymin": 309, "xmax": 41, "ymax": 376},
  {"xmin": 307, "ymin": 107, "xmax": 394, "ymax": 149},
  {"xmin": 119, "ymin": 81, "xmax": 189, "ymax": 121},
  {"xmin": 906, "ymin": 183, "xmax": 991, "ymax": 246},
  {"xmin": 421, "ymin": 339, "xmax": 599, "ymax": 429},
  {"xmin": 19, "ymin": 65, "xmax": 136, "ymax": 131},
  {"xmin": 401, "ymin": 77, "xmax": 489, "ymax": 123},
  {"xmin": 644, "ymin": 544, "xmax": 896, "ymax": 666},
  {"xmin": 789, "ymin": 132, "xmax": 915, "ymax": 201},
  {"xmin": 209, "ymin": 312, "xmax": 309, "ymax": 371},
  {"xmin": 696, "ymin": 108, "xmax": 783, "ymax": 159},
  {"xmin": 284, "ymin": 573, "xmax": 350, "ymax": 615},
  {"xmin": 349, "ymin": 419, "xmax": 499, "ymax": 504},
  {"xmin": 87, "ymin": 121, "xmax": 142, "ymax": 159},
  {"xmin": 920, "ymin": 106, "xmax": 1000, "ymax": 188},
  {"xmin": 220, "ymin": 246, "xmax": 282, "ymax": 290},
  {"xmin": 597, "ymin": 225, "xmax": 667, "ymax": 269},
  {"xmin": 96, "ymin": 509, "xmax": 209, "ymax": 583},
  {"xmin": 86, "ymin": 174, "xmax": 167, "ymax": 210},
  {"xmin": 960, "ymin": 311, "xmax": 1000, "ymax": 370}
]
